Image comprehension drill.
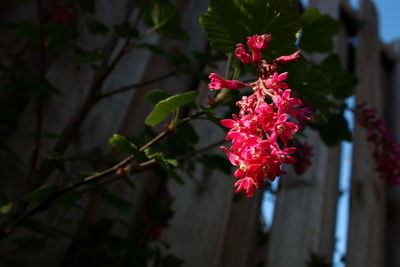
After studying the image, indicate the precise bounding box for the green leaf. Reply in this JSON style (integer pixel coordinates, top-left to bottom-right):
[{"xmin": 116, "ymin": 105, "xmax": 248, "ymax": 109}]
[
  {"xmin": 113, "ymin": 23, "xmax": 139, "ymax": 38},
  {"xmin": 199, "ymin": 154, "xmax": 231, "ymax": 175},
  {"xmin": 79, "ymin": 0, "xmax": 95, "ymax": 13},
  {"xmin": 145, "ymin": 91, "xmax": 198, "ymax": 126},
  {"xmin": 299, "ymin": 8, "xmax": 340, "ymax": 53},
  {"xmin": 144, "ymin": 148, "xmax": 184, "ymax": 184},
  {"xmin": 47, "ymin": 151, "xmax": 66, "ymax": 173},
  {"xmin": 74, "ymin": 50, "xmax": 108, "ymax": 64},
  {"xmin": 100, "ymin": 188, "xmax": 133, "ymax": 214},
  {"xmin": 143, "ymin": 0, "xmax": 189, "ymax": 40},
  {"xmin": 320, "ymin": 54, "xmax": 358, "ymax": 99},
  {"xmin": 51, "ymin": 191, "xmax": 82, "ymax": 207},
  {"xmin": 22, "ymin": 185, "xmax": 58, "ymax": 203},
  {"xmin": 8, "ymin": 21, "xmax": 39, "ymax": 45},
  {"xmin": 87, "ymin": 20, "xmax": 109, "ymax": 35},
  {"xmin": 43, "ymin": 23, "xmax": 77, "ymax": 53},
  {"xmin": 166, "ymin": 159, "xmax": 178, "ymax": 167},
  {"xmin": 6, "ymin": 71, "xmax": 61, "ymax": 99},
  {"xmin": 281, "ymin": 58, "xmax": 333, "ymax": 115},
  {"xmin": 200, "ymin": 0, "xmax": 300, "ymax": 58},
  {"xmin": 109, "ymin": 134, "xmax": 138, "ymax": 156},
  {"xmin": 0, "ymin": 202, "xmax": 12, "ymax": 214},
  {"xmin": 145, "ymin": 89, "xmax": 172, "ymax": 103},
  {"xmin": 317, "ymin": 114, "xmax": 352, "ymax": 147}
]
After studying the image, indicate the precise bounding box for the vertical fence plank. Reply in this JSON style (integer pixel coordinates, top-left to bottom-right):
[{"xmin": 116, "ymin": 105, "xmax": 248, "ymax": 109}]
[
  {"xmin": 217, "ymin": 193, "xmax": 263, "ymax": 267},
  {"xmin": 346, "ymin": 0, "xmax": 386, "ymax": 266},
  {"xmin": 384, "ymin": 41, "xmax": 400, "ymax": 267}
]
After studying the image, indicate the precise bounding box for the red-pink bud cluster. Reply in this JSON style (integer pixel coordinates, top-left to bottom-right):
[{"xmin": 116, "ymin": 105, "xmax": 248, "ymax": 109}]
[
  {"xmin": 51, "ymin": 2, "xmax": 77, "ymax": 25},
  {"xmin": 354, "ymin": 103, "xmax": 400, "ymax": 185},
  {"xmin": 208, "ymin": 34, "xmax": 309, "ymax": 197},
  {"xmin": 291, "ymin": 139, "xmax": 313, "ymax": 175}
]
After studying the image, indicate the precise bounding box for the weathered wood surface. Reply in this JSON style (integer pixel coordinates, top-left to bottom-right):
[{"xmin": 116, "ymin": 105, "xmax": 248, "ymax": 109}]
[
  {"xmin": 217, "ymin": 192, "xmax": 263, "ymax": 267},
  {"xmin": 346, "ymin": 0, "xmax": 386, "ymax": 266},
  {"xmin": 385, "ymin": 41, "xmax": 400, "ymax": 267}
]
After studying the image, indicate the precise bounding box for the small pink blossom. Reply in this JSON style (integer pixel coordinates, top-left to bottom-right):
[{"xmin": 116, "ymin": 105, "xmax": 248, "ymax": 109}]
[
  {"xmin": 265, "ymin": 72, "xmax": 289, "ymax": 93},
  {"xmin": 208, "ymin": 73, "xmax": 249, "ymax": 90},
  {"xmin": 273, "ymin": 50, "xmax": 301, "ymax": 65},
  {"xmin": 247, "ymin": 34, "xmax": 271, "ymax": 63},
  {"xmin": 235, "ymin": 43, "xmax": 252, "ymax": 64}
]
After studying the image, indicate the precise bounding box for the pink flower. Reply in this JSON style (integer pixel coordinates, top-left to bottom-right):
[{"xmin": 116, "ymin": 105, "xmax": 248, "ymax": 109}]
[
  {"xmin": 272, "ymin": 89, "xmax": 302, "ymax": 116},
  {"xmin": 274, "ymin": 50, "xmax": 301, "ymax": 65},
  {"xmin": 265, "ymin": 72, "xmax": 289, "ymax": 93},
  {"xmin": 354, "ymin": 103, "xmax": 400, "ymax": 184},
  {"xmin": 247, "ymin": 34, "xmax": 271, "ymax": 63},
  {"xmin": 235, "ymin": 44, "xmax": 252, "ymax": 64},
  {"xmin": 208, "ymin": 73, "xmax": 249, "ymax": 90},
  {"xmin": 291, "ymin": 140, "xmax": 313, "ymax": 175},
  {"xmin": 247, "ymin": 34, "xmax": 271, "ymax": 50},
  {"xmin": 270, "ymin": 114, "xmax": 298, "ymax": 145},
  {"xmin": 235, "ymin": 177, "xmax": 256, "ymax": 197}
]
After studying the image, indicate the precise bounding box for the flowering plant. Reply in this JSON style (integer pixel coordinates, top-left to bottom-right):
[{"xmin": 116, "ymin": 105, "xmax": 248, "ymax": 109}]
[{"xmin": 208, "ymin": 34, "xmax": 310, "ymax": 197}]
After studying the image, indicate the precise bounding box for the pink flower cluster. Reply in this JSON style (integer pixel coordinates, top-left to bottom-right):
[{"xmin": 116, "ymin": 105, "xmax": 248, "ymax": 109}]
[
  {"xmin": 291, "ymin": 139, "xmax": 313, "ymax": 175},
  {"xmin": 354, "ymin": 103, "xmax": 400, "ymax": 185},
  {"xmin": 208, "ymin": 34, "xmax": 309, "ymax": 197},
  {"xmin": 51, "ymin": 2, "xmax": 76, "ymax": 25}
]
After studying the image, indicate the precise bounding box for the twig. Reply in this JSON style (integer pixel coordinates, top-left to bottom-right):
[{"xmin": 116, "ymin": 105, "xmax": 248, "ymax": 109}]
[
  {"xmin": 6, "ymin": 158, "xmax": 156, "ymax": 237},
  {"xmin": 27, "ymin": 0, "xmax": 45, "ymax": 184},
  {"xmin": 28, "ymin": 1, "xmax": 152, "ymax": 191},
  {"xmin": 100, "ymin": 70, "xmax": 178, "ymax": 99},
  {"xmin": 1, "ymin": 109, "xmax": 209, "ymax": 239},
  {"xmin": 177, "ymin": 139, "xmax": 227, "ymax": 161}
]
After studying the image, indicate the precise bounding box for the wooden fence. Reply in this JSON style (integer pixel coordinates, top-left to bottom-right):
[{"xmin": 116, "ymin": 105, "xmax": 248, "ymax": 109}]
[{"xmin": 1, "ymin": 0, "xmax": 399, "ymax": 266}]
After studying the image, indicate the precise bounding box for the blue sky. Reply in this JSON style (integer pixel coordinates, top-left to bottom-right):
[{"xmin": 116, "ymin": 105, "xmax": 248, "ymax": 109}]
[
  {"xmin": 352, "ymin": 0, "xmax": 400, "ymax": 43},
  {"xmin": 300, "ymin": 0, "xmax": 400, "ymax": 43}
]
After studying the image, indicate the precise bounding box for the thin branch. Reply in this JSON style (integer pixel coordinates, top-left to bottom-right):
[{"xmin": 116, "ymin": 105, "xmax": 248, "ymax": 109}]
[
  {"xmin": 28, "ymin": 1, "xmax": 152, "ymax": 191},
  {"xmin": 7, "ymin": 158, "xmax": 156, "ymax": 237},
  {"xmin": 2, "ymin": 109, "xmax": 209, "ymax": 239},
  {"xmin": 177, "ymin": 139, "xmax": 227, "ymax": 161},
  {"xmin": 100, "ymin": 70, "xmax": 178, "ymax": 99},
  {"xmin": 28, "ymin": 0, "xmax": 45, "ymax": 184}
]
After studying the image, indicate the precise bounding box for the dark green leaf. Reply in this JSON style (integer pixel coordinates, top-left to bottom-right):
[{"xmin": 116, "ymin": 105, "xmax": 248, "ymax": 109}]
[
  {"xmin": 6, "ymin": 71, "xmax": 61, "ymax": 99},
  {"xmin": 74, "ymin": 50, "xmax": 108, "ymax": 64},
  {"xmin": 145, "ymin": 91, "xmax": 198, "ymax": 126},
  {"xmin": 113, "ymin": 23, "xmax": 139, "ymax": 38},
  {"xmin": 79, "ymin": 0, "xmax": 95, "ymax": 13},
  {"xmin": 109, "ymin": 134, "xmax": 138, "ymax": 156},
  {"xmin": 47, "ymin": 151, "xmax": 66, "ymax": 172},
  {"xmin": 51, "ymin": 190, "xmax": 82, "ymax": 207},
  {"xmin": 143, "ymin": 0, "xmax": 189, "ymax": 40},
  {"xmin": 299, "ymin": 8, "xmax": 340, "ymax": 53},
  {"xmin": 145, "ymin": 89, "xmax": 172, "ymax": 103},
  {"xmin": 8, "ymin": 21, "xmax": 39, "ymax": 44},
  {"xmin": 199, "ymin": 154, "xmax": 231, "ymax": 175},
  {"xmin": 87, "ymin": 20, "xmax": 109, "ymax": 35},
  {"xmin": 166, "ymin": 159, "xmax": 178, "ymax": 167},
  {"xmin": 0, "ymin": 202, "xmax": 12, "ymax": 214},
  {"xmin": 144, "ymin": 148, "xmax": 183, "ymax": 184},
  {"xmin": 320, "ymin": 54, "xmax": 358, "ymax": 99},
  {"xmin": 100, "ymin": 189, "xmax": 133, "ymax": 213},
  {"xmin": 317, "ymin": 114, "xmax": 352, "ymax": 147},
  {"xmin": 200, "ymin": 0, "xmax": 300, "ymax": 58},
  {"xmin": 22, "ymin": 185, "xmax": 58, "ymax": 203}
]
